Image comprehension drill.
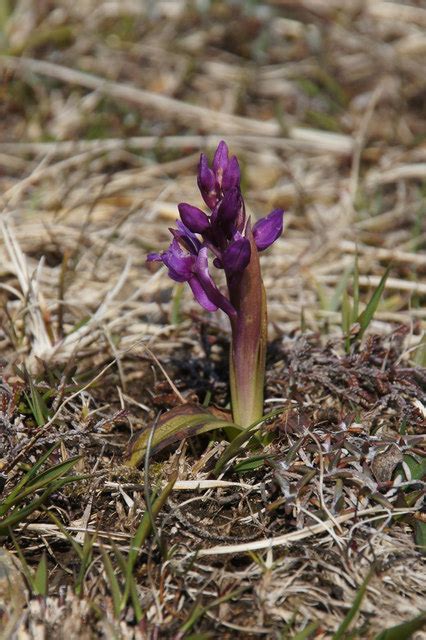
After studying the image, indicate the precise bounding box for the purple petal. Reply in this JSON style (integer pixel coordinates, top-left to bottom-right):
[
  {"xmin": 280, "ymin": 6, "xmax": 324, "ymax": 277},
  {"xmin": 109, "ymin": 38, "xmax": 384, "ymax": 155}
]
[
  {"xmin": 197, "ymin": 154, "xmax": 217, "ymax": 209},
  {"xmin": 162, "ymin": 239, "xmax": 195, "ymax": 282},
  {"xmin": 252, "ymin": 209, "xmax": 284, "ymax": 251},
  {"xmin": 222, "ymin": 233, "xmax": 251, "ymax": 275},
  {"xmin": 178, "ymin": 203, "xmax": 210, "ymax": 234},
  {"xmin": 222, "ymin": 155, "xmax": 240, "ymax": 191},
  {"xmin": 188, "ymin": 276, "xmax": 218, "ymax": 311},
  {"xmin": 212, "ymin": 140, "xmax": 229, "ymax": 176},
  {"xmin": 194, "ymin": 247, "xmax": 236, "ymax": 317}
]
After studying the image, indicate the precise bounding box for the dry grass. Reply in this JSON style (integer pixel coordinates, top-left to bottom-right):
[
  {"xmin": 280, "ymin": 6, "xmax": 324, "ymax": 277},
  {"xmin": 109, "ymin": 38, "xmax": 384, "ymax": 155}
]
[{"xmin": 0, "ymin": 1, "xmax": 425, "ymax": 638}]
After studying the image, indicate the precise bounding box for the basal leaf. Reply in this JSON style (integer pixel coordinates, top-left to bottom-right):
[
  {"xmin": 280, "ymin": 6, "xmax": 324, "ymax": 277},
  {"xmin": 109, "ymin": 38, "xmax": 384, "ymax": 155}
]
[{"xmin": 126, "ymin": 404, "xmax": 239, "ymax": 468}]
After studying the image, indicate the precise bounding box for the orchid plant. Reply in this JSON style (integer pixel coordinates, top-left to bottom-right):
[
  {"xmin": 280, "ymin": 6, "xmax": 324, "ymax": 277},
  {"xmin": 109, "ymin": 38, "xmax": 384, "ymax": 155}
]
[{"xmin": 128, "ymin": 142, "xmax": 283, "ymax": 466}]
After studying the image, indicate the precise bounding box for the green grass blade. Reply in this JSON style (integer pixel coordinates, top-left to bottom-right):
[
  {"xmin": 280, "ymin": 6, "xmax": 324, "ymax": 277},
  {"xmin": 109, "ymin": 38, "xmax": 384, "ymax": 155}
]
[
  {"xmin": 315, "ymin": 280, "xmax": 330, "ymax": 312},
  {"xmin": 351, "ymin": 252, "xmax": 359, "ymax": 323},
  {"xmin": 9, "ymin": 529, "xmax": 36, "ymax": 590},
  {"xmin": 45, "ymin": 509, "xmax": 84, "ymax": 561},
  {"xmin": 26, "ymin": 377, "xmax": 50, "ymax": 426},
  {"xmin": 179, "ymin": 589, "xmax": 243, "ymax": 634},
  {"xmin": 33, "ymin": 552, "xmax": 48, "ymax": 596},
  {"xmin": 332, "ymin": 567, "xmax": 374, "ymax": 640},
  {"xmin": 113, "ymin": 540, "xmax": 144, "ymax": 623},
  {"xmin": 122, "ymin": 471, "xmax": 177, "ymax": 608},
  {"xmin": 74, "ymin": 533, "xmax": 95, "ymax": 598},
  {"xmin": 0, "ymin": 487, "xmax": 56, "ymax": 534},
  {"xmin": 342, "ymin": 289, "xmax": 352, "ymax": 353},
  {"xmin": 356, "ymin": 265, "xmax": 391, "ymax": 341},
  {"xmin": 126, "ymin": 471, "xmax": 177, "ymax": 572},
  {"xmin": 300, "ymin": 306, "xmax": 306, "ymax": 333},
  {"xmin": 214, "ymin": 407, "xmax": 284, "ymax": 476},
  {"xmin": 330, "ymin": 264, "xmax": 353, "ymax": 312},
  {"xmin": 128, "ymin": 576, "xmax": 144, "ymax": 623},
  {"xmin": 414, "ymin": 334, "xmax": 426, "ymax": 367},
  {"xmin": 373, "ymin": 612, "xmax": 426, "ymax": 640},
  {"xmin": 0, "ymin": 476, "xmax": 86, "ymax": 535},
  {"xmin": 171, "ymin": 282, "xmax": 184, "ymax": 324},
  {"xmin": 5, "ymin": 456, "xmax": 81, "ymax": 507},
  {"xmin": 290, "ymin": 621, "xmax": 320, "ymax": 639},
  {"xmin": 0, "ymin": 443, "xmax": 59, "ymax": 512},
  {"xmin": 101, "ymin": 547, "xmax": 123, "ymax": 619},
  {"xmin": 112, "ymin": 541, "xmax": 144, "ymax": 619},
  {"xmin": 415, "ymin": 521, "xmax": 426, "ymax": 554}
]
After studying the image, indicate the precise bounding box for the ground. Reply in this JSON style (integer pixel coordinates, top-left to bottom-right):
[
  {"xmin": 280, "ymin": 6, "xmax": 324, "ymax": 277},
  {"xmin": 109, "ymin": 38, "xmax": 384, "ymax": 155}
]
[{"xmin": 0, "ymin": 1, "xmax": 425, "ymax": 638}]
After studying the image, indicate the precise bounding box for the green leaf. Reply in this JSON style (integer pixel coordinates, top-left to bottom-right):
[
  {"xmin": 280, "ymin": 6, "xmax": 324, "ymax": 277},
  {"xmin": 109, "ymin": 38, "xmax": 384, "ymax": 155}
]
[
  {"xmin": 401, "ymin": 454, "xmax": 426, "ymax": 482},
  {"xmin": 332, "ymin": 567, "xmax": 374, "ymax": 640},
  {"xmin": 126, "ymin": 404, "xmax": 239, "ymax": 468},
  {"xmin": 355, "ymin": 265, "xmax": 391, "ymax": 341},
  {"xmin": 373, "ymin": 611, "xmax": 426, "ymax": 640}
]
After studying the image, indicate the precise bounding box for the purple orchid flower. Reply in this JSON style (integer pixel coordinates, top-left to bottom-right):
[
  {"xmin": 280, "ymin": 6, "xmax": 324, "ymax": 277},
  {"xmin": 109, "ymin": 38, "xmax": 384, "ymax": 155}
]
[
  {"xmin": 148, "ymin": 225, "xmax": 234, "ymax": 316},
  {"xmin": 148, "ymin": 141, "xmax": 284, "ymax": 428}
]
